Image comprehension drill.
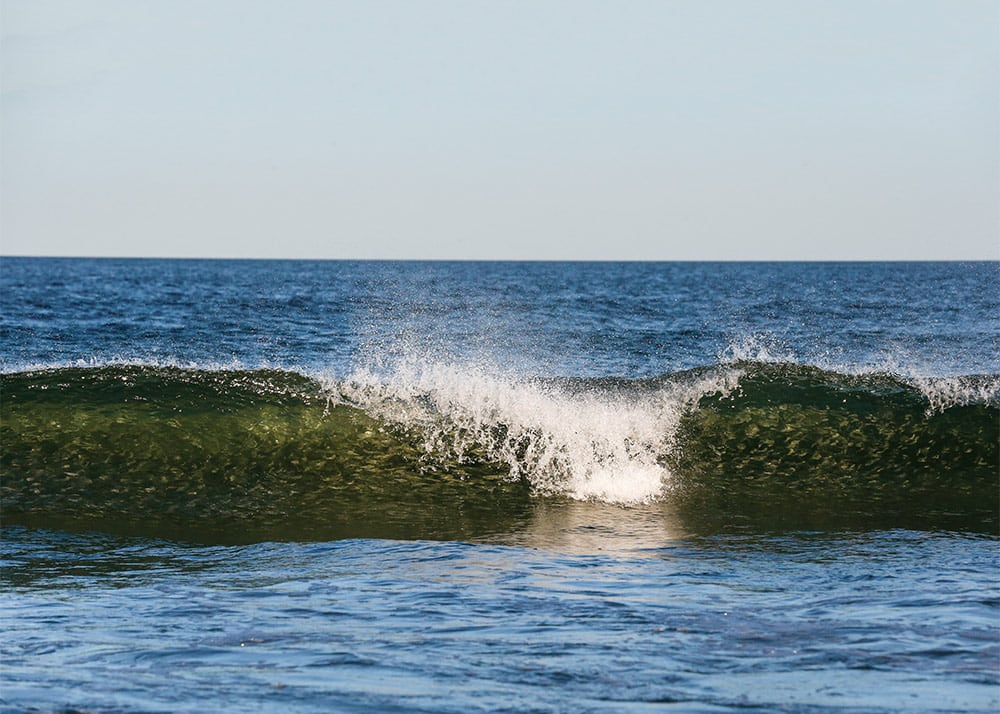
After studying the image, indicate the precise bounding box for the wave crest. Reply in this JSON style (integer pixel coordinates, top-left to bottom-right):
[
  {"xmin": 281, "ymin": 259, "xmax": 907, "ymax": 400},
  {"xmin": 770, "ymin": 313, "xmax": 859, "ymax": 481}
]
[
  {"xmin": 335, "ymin": 362, "xmax": 741, "ymax": 504},
  {"xmin": 1, "ymin": 362, "xmax": 996, "ymax": 539}
]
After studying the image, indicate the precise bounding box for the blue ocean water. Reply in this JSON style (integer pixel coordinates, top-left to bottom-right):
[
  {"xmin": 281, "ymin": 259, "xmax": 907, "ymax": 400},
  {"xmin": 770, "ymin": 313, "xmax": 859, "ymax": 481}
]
[
  {"xmin": 3, "ymin": 259, "xmax": 998, "ymax": 377},
  {"xmin": 1, "ymin": 258, "xmax": 998, "ymax": 712}
]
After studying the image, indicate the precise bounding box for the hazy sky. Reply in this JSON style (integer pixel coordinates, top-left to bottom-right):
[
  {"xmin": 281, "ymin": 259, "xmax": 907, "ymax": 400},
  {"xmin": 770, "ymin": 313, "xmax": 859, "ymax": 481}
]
[{"xmin": 2, "ymin": 0, "xmax": 997, "ymax": 259}]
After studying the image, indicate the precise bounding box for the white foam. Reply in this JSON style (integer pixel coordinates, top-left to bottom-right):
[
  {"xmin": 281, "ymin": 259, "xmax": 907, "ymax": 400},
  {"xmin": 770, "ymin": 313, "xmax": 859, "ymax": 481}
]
[
  {"xmin": 906, "ymin": 374, "xmax": 1000, "ymax": 413},
  {"xmin": 0, "ymin": 355, "xmax": 255, "ymax": 374},
  {"xmin": 333, "ymin": 360, "xmax": 740, "ymax": 505}
]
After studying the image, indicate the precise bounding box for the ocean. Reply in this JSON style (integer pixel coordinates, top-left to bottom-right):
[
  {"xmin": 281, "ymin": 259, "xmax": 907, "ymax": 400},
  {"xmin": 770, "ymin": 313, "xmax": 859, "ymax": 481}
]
[{"xmin": 1, "ymin": 258, "xmax": 997, "ymax": 712}]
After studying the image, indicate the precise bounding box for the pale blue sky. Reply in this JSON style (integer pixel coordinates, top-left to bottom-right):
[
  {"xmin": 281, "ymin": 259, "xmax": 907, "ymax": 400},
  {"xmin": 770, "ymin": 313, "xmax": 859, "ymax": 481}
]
[{"xmin": 2, "ymin": 0, "xmax": 997, "ymax": 259}]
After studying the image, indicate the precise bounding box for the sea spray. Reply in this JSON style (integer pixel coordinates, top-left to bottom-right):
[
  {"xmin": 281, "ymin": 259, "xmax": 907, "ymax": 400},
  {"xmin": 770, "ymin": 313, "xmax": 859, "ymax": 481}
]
[
  {"xmin": 905, "ymin": 373, "xmax": 1000, "ymax": 414},
  {"xmin": 334, "ymin": 361, "xmax": 743, "ymax": 504}
]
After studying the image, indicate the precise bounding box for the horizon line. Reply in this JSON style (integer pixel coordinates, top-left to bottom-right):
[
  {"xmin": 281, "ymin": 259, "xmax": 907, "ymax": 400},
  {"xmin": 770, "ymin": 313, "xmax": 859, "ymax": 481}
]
[{"xmin": 1, "ymin": 255, "xmax": 997, "ymax": 264}]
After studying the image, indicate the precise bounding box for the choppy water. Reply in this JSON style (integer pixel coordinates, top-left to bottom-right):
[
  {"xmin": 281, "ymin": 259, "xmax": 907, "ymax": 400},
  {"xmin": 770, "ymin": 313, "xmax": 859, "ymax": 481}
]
[
  {"xmin": 3, "ymin": 525, "xmax": 998, "ymax": 713},
  {"xmin": 1, "ymin": 258, "xmax": 998, "ymax": 712}
]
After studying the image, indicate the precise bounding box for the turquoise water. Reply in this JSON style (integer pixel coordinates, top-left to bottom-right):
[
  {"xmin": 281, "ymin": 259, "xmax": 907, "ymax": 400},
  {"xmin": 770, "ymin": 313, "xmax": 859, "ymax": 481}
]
[{"xmin": 1, "ymin": 259, "xmax": 998, "ymax": 712}]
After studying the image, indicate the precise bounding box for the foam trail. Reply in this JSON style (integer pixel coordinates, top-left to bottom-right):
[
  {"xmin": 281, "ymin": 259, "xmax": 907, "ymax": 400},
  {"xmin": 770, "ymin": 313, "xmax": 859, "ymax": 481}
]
[{"xmin": 335, "ymin": 361, "xmax": 740, "ymax": 504}]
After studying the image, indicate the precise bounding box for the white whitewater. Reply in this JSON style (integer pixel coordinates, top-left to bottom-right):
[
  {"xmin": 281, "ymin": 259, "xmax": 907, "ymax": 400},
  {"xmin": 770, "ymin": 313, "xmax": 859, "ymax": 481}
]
[{"xmin": 334, "ymin": 360, "xmax": 741, "ymax": 505}]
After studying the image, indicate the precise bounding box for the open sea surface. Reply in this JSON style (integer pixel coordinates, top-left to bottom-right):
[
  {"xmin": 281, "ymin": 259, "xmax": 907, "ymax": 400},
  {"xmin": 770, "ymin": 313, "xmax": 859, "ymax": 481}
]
[{"xmin": 1, "ymin": 258, "xmax": 998, "ymax": 712}]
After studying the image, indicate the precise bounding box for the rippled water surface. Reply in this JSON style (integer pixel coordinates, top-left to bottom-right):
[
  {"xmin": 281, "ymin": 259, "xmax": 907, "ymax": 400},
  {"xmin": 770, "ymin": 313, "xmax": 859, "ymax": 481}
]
[{"xmin": 2, "ymin": 519, "xmax": 997, "ymax": 713}]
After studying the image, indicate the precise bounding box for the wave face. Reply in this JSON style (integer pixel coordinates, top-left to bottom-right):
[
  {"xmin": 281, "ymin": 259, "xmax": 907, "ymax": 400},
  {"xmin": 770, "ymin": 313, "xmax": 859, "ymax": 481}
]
[
  {"xmin": 0, "ymin": 366, "xmax": 534, "ymax": 542},
  {"xmin": 2, "ymin": 363, "xmax": 997, "ymax": 539},
  {"xmin": 670, "ymin": 363, "xmax": 999, "ymax": 530}
]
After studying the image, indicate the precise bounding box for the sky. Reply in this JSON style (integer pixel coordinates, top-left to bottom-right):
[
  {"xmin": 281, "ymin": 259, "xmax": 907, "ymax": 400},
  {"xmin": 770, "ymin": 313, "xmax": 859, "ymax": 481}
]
[{"xmin": 1, "ymin": 0, "xmax": 997, "ymax": 260}]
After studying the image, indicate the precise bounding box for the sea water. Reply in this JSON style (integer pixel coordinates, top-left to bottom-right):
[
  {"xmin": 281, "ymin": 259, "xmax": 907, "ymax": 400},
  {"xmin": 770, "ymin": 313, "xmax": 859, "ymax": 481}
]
[{"xmin": 1, "ymin": 259, "xmax": 997, "ymax": 712}]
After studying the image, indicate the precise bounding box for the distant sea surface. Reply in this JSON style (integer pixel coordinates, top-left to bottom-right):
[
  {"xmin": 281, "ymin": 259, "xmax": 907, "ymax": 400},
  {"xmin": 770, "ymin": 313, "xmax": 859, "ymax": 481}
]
[{"xmin": 2, "ymin": 258, "xmax": 998, "ymax": 712}]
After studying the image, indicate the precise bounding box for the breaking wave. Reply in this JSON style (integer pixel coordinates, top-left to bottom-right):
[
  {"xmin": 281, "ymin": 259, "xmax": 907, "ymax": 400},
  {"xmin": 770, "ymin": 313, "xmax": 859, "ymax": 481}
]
[{"xmin": 2, "ymin": 362, "xmax": 996, "ymax": 539}]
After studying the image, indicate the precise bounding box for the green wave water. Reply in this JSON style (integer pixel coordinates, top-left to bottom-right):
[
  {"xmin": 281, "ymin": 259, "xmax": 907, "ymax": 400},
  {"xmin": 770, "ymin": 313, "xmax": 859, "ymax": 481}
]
[
  {"xmin": 2, "ymin": 364, "xmax": 996, "ymax": 541},
  {"xmin": 670, "ymin": 362, "xmax": 998, "ymax": 531}
]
